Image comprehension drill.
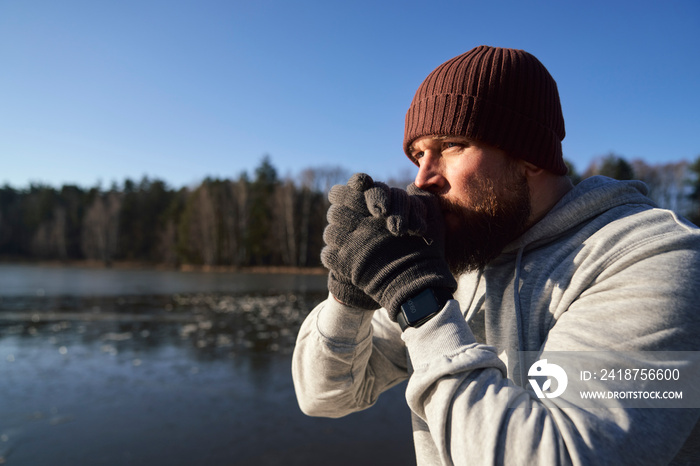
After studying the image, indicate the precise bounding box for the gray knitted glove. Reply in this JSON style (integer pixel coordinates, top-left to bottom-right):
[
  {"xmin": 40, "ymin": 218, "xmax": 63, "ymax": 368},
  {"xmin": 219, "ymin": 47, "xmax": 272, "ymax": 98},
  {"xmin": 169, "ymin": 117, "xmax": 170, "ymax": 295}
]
[
  {"xmin": 322, "ymin": 173, "xmax": 381, "ymax": 310},
  {"xmin": 364, "ymin": 181, "xmax": 429, "ymax": 236},
  {"xmin": 321, "ymin": 173, "xmax": 457, "ymax": 320}
]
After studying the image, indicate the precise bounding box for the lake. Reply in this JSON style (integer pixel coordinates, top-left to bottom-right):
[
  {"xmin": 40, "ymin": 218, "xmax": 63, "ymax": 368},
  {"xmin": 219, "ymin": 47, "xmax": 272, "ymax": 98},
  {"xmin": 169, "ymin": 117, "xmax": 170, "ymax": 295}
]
[{"xmin": 0, "ymin": 264, "xmax": 414, "ymax": 465}]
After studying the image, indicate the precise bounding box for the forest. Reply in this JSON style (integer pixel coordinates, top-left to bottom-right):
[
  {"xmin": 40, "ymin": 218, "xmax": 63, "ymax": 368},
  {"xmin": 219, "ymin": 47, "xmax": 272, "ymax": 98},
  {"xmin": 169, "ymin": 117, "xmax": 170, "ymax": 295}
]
[{"xmin": 2, "ymin": 154, "xmax": 699, "ymax": 268}]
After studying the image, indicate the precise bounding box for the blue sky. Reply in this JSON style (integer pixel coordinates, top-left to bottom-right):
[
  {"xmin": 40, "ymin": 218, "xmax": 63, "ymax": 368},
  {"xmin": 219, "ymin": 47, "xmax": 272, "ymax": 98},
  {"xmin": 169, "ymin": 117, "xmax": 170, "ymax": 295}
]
[{"xmin": 1, "ymin": 0, "xmax": 698, "ymax": 189}]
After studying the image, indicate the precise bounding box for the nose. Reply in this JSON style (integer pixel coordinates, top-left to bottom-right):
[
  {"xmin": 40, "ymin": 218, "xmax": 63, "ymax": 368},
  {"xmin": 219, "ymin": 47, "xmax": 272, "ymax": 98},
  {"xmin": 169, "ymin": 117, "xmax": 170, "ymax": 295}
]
[{"xmin": 414, "ymin": 155, "xmax": 446, "ymax": 193}]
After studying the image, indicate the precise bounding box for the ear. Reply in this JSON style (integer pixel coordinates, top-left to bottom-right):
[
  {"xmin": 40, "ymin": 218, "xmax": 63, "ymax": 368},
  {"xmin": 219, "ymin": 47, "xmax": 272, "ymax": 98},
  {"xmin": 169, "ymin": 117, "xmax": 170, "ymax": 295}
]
[{"xmin": 520, "ymin": 160, "xmax": 544, "ymax": 179}]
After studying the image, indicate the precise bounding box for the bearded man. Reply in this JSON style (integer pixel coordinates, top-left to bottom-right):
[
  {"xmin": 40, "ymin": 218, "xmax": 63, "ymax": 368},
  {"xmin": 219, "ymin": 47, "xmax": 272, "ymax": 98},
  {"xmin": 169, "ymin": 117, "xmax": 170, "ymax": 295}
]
[{"xmin": 292, "ymin": 46, "xmax": 700, "ymax": 465}]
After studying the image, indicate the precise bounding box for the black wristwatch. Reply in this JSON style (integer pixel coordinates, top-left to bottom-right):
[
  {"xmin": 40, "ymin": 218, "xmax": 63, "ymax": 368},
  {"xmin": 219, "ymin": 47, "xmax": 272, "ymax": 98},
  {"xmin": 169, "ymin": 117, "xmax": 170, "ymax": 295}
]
[{"xmin": 396, "ymin": 288, "xmax": 453, "ymax": 331}]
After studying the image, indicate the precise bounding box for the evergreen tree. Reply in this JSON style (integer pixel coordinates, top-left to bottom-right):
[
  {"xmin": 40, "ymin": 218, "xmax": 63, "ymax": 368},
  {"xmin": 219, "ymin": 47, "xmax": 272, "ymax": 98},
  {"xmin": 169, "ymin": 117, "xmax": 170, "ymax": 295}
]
[
  {"xmin": 118, "ymin": 177, "xmax": 176, "ymax": 262},
  {"xmin": 247, "ymin": 156, "xmax": 278, "ymax": 265},
  {"xmin": 0, "ymin": 185, "xmax": 21, "ymax": 257},
  {"xmin": 597, "ymin": 153, "xmax": 635, "ymax": 180}
]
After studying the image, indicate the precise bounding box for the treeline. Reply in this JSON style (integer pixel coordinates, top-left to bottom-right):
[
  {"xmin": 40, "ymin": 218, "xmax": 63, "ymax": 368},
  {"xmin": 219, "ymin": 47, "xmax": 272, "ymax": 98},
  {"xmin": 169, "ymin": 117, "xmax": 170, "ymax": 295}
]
[
  {"xmin": 569, "ymin": 153, "xmax": 700, "ymax": 224},
  {"xmin": 1, "ymin": 154, "xmax": 699, "ymax": 267},
  {"xmin": 0, "ymin": 157, "xmax": 354, "ymax": 268}
]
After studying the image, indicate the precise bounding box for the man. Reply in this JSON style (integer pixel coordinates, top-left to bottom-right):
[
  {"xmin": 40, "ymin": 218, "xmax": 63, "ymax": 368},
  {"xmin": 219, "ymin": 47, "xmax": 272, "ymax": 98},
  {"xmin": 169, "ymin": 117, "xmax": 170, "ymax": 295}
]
[{"xmin": 292, "ymin": 45, "xmax": 700, "ymax": 465}]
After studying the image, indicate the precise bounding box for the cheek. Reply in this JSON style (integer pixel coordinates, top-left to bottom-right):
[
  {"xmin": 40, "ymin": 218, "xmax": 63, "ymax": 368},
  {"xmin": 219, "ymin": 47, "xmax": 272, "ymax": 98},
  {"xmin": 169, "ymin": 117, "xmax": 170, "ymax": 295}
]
[{"xmin": 445, "ymin": 171, "xmax": 482, "ymax": 206}]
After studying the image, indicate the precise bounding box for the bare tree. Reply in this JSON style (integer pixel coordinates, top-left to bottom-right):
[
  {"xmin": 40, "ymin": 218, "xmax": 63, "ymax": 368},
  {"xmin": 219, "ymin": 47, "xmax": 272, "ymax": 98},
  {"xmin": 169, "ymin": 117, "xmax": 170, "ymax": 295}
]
[
  {"xmin": 273, "ymin": 180, "xmax": 298, "ymax": 266},
  {"xmin": 632, "ymin": 160, "xmax": 693, "ymax": 215},
  {"xmin": 82, "ymin": 191, "xmax": 122, "ymax": 265},
  {"xmin": 194, "ymin": 184, "xmax": 218, "ymax": 266},
  {"xmin": 157, "ymin": 218, "xmax": 179, "ymax": 267},
  {"xmin": 230, "ymin": 178, "xmax": 249, "ymax": 266},
  {"xmin": 32, "ymin": 206, "xmax": 67, "ymax": 259}
]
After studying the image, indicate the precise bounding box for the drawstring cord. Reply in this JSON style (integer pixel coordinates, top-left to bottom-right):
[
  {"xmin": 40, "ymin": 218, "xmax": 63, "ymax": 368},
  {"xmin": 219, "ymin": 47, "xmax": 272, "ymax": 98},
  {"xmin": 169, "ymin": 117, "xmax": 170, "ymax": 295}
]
[{"xmin": 463, "ymin": 269, "xmax": 483, "ymax": 320}]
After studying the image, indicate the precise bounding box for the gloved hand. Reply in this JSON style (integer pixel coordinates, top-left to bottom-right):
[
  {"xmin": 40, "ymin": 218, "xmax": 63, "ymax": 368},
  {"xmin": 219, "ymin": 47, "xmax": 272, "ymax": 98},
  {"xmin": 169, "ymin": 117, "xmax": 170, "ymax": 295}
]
[
  {"xmin": 322, "ymin": 173, "xmax": 381, "ymax": 310},
  {"xmin": 321, "ymin": 173, "xmax": 457, "ymax": 320},
  {"xmin": 363, "ymin": 181, "xmax": 430, "ymax": 237}
]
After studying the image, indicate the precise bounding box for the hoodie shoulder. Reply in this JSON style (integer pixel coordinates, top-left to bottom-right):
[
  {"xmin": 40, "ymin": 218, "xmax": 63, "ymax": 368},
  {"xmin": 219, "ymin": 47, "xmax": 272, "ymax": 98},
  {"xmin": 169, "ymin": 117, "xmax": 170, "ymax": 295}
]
[
  {"xmin": 508, "ymin": 176, "xmax": 666, "ymax": 252},
  {"xmin": 551, "ymin": 175, "xmax": 655, "ymax": 224}
]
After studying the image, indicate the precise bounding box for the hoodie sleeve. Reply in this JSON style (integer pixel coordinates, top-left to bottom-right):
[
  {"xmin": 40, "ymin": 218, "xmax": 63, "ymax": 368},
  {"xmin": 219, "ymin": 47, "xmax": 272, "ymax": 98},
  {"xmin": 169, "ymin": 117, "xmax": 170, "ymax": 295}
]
[
  {"xmin": 292, "ymin": 293, "xmax": 409, "ymax": 417},
  {"xmin": 402, "ymin": 230, "xmax": 700, "ymax": 465}
]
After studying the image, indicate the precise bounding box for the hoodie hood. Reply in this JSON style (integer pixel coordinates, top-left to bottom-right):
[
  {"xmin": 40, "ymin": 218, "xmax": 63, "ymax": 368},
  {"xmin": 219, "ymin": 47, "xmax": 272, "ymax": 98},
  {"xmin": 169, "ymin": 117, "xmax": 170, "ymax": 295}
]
[
  {"xmin": 503, "ymin": 176, "xmax": 655, "ymax": 254},
  {"xmin": 495, "ymin": 176, "xmax": 657, "ymax": 386}
]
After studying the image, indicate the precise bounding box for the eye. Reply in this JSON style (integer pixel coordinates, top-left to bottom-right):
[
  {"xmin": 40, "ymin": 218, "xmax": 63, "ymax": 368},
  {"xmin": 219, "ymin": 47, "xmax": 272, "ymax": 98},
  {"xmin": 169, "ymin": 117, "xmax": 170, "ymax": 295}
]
[
  {"xmin": 412, "ymin": 150, "xmax": 425, "ymax": 161},
  {"xmin": 443, "ymin": 140, "xmax": 471, "ymax": 153}
]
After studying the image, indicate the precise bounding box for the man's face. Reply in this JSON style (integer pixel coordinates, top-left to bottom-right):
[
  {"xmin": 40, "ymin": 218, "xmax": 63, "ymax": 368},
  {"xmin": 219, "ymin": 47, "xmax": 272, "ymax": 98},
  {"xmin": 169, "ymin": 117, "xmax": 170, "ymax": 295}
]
[{"xmin": 409, "ymin": 135, "xmax": 532, "ymax": 275}]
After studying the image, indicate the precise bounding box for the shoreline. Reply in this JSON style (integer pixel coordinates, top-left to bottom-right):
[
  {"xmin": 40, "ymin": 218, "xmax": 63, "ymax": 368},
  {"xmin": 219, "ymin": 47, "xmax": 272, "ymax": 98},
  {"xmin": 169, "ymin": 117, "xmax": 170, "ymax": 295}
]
[{"xmin": 0, "ymin": 259, "xmax": 328, "ymax": 275}]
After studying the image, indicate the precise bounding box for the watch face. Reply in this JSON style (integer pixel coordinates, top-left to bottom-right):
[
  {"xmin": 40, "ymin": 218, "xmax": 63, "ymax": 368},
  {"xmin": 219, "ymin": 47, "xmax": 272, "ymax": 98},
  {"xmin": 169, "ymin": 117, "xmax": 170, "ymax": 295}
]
[{"xmin": 401, "ymin": 288, "xmax": 439, "ymax": 325}]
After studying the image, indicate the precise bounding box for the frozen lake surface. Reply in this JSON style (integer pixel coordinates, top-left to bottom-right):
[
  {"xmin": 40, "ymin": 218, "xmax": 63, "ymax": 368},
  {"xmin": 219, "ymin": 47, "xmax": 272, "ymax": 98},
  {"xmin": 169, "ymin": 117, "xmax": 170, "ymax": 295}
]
[
  {"xmin": 0, "ymin": 264, "xmax": 414, "ymax": 465},
  {"xmin": 0, "ymin": 263, "xmax": 330, "ymax": 296}
]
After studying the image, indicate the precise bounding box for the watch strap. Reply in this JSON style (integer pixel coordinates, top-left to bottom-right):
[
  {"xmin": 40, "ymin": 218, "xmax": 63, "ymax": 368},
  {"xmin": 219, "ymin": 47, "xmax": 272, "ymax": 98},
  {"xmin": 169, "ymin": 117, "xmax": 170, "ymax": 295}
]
[{"xmin": 397, "ymin": 288, "xmax": 453, "ymax": 331}]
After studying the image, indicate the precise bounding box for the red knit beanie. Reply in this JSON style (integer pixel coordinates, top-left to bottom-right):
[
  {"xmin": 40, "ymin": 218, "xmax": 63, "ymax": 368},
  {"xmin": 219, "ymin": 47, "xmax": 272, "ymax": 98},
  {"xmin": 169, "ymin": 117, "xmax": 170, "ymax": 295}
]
[{"xmin": 403, "ymin": 45, "xmax": 567, "ymax": 175}]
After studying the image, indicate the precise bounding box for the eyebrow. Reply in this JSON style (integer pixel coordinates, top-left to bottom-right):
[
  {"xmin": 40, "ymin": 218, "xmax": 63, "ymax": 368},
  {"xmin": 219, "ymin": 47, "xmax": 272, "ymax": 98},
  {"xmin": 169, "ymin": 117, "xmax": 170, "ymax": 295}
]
[{"xmin": 408, "ymin": 135, "xmax": 454, "ymax": 153}]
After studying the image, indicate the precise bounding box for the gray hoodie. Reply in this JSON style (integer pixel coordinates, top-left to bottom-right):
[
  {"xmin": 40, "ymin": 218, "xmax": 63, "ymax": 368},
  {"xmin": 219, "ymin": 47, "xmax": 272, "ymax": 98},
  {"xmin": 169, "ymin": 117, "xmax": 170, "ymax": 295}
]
[{"xmin": 292, "ymin": 176, "xmax": 700, "ymax": 465}]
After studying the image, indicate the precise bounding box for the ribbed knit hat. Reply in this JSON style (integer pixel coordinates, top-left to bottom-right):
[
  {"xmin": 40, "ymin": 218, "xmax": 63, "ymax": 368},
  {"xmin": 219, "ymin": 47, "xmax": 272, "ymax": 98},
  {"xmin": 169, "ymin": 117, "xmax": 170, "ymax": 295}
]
[{"xmin": 403, "ymin": 45, "xmax": 567, "ymax": 175}]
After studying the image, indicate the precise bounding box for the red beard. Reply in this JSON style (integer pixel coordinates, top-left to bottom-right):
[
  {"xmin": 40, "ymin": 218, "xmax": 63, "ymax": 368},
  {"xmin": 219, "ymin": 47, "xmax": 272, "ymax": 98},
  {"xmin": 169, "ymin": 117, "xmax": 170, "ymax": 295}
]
[{"xmin": 439, "ymin": 169, "xmax": 531, "ymax": 275}]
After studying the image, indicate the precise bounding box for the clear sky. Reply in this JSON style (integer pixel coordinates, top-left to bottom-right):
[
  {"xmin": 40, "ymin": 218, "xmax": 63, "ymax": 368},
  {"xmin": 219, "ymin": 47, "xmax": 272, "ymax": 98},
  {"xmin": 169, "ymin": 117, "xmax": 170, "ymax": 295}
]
[{"xmin": 1, "ymin": 0, "xmax": 698, "ymax": 189}]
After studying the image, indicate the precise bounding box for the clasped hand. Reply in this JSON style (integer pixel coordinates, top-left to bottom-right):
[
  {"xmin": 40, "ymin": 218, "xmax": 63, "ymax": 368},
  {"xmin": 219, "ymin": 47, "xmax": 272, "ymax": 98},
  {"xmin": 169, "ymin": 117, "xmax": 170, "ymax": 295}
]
[{"xmin": 321, "ymin": 173, "xmax": 457, "ymax": 321}]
